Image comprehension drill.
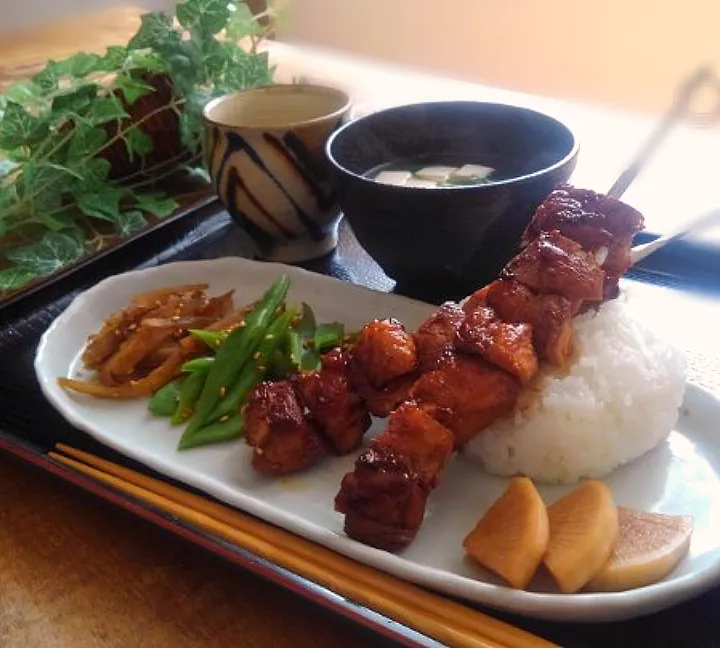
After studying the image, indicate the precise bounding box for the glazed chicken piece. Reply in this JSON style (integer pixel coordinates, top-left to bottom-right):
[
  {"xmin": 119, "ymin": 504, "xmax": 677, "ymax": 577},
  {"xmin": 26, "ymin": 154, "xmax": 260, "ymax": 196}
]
[
  {"xmin": 336, "ymin": 448, "xmax": 429, "ymax": 551},
  {"xmin": 456, "ymin": 305, "xmax": 539, "ymax": 384},
  {"xmin": 460, "ymin": 284, "xmax": 492, "ymax": 315},
  {"xmin": 522, "ymin": 185, "xmax": 645, "ymax": 298},
  {"xmin": 485, "ymin": 279, "xmax": 575, "ymax": 368},
  {"xmin": 335, "ymin": 403, "xmax": 454, "ymax": 550},
  {"xmin": 503, "ymin": 230, "xmax": 605, "ymax": 305},
  {"xmin": 412, "ymin": 301, "xmax": 465, "ymax": 372},
  {"xmin": 410, "ymin": 355, "xmax": 521, "ymax": 447},
  {"xmin": 523, "ymin": 185, "xmax": 645, "ymax": 251},
  {"xmin": 350, "ymin": 318, "xmax": 418, "ymax": 388},
  {"xmin": 375, "ymin": 402, "xmax": 455, "ymax": 488},
  {"xmin": 347, "ymin": 318, "xmax": 420, "ymax": 417},
  {"xmin": 296, "ymin": 349, "xmax": 371, "ymax": 454},
  {"xmin": 351, "ymin": 373, "xmax": 419, "ymax": 418},
  {"xmin": 244, "ymin": 381, "xmax": 326, "ymax": 476}
]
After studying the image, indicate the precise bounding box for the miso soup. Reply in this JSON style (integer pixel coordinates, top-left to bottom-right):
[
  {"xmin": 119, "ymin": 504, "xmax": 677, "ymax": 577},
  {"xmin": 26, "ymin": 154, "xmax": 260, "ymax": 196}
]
[{"xmin": 367, "ymin": 155, "xmax": 522, "ymax": 188}]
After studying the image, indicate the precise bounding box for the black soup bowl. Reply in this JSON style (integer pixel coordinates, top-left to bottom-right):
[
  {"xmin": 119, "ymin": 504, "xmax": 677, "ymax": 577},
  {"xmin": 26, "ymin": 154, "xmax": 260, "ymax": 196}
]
[{"xmin": 326, "ymin": 101, "xmax": 579, "ymax": 303}]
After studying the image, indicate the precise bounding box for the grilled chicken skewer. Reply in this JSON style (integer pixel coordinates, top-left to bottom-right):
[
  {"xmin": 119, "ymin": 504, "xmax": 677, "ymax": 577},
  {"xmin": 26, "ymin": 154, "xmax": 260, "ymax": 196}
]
[
  {"xmin": 245, "ymin": 185, "xmax": 645, "ymax": 551},
  {"xmin": 335, "ymin": 186, "xmax": 645, "ymax": 550}
]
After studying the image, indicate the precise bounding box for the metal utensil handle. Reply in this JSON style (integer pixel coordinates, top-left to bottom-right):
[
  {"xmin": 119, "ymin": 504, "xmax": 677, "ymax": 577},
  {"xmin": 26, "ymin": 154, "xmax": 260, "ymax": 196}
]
[
  {"xmin": 631, "ymin": 206, "xmax": 720, "ymax": 264},
  {"xmin": 608, "ymin": 66, "xmax": 720, "ymax": 200}
]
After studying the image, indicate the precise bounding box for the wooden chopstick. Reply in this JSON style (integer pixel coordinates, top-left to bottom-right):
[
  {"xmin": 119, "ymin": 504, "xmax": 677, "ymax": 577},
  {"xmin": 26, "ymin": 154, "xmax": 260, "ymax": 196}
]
[{"xmin": 51, "ymin": 444, "xmax": 558, "ymax": 648}]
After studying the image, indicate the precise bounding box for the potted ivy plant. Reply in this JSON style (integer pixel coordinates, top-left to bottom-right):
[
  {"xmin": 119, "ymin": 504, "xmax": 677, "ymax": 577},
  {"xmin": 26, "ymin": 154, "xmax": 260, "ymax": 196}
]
[{"xmin": 0, "ymin": 0, "xmax": 278, "ymax": 297}]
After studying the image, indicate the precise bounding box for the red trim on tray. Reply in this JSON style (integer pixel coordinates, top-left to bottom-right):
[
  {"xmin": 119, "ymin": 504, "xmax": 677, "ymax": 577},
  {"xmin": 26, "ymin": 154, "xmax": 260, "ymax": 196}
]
[{"xmin": 0, "ymin": 439, "xmax": 425, "ymax": 648}]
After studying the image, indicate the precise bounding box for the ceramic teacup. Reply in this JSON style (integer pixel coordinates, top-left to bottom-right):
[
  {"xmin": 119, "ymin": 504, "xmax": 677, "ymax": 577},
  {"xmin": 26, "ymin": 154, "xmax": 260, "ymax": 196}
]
[{"xmin": 203, "ymin": 84, "xmax": 352, "ymax": 262}]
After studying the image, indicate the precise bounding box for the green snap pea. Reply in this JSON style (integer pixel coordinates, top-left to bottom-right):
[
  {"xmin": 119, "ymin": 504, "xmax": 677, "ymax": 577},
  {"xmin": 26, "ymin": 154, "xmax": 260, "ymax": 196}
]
[
  {"xmin": 287, "ymin": 303, "xmax": 320, "ymax": 372},
  {"xmin": 183, "ymin": 275, "xmax": 290, "ymax": 437},
  {"xmin": 269, "ymin": 347, "xmax": 294, "ymax": 380},
  {"xmin": 314, "ymin": 322, "xmax": 344, "ymax": 352},
  {"xmin": 178, "ymin": 414, "xmax": 244, "ymax": 451},
  {"xmin": 189, "ymin": 329, "xmax": 229, "ymax": 351},
  {"xmin": 205, "ymin": 308, "xmax": 296, "ymax": 423},
  {"xmin": 181, "ymin": 356, "xmax": 215, "ymax": 373},
  {"xmin": 171, "ymin": 369, "xmax": 207, "ymax": 426},
  {"xmin": 148, "ymin": 378, "xmax": 184, "ymax": 417}
]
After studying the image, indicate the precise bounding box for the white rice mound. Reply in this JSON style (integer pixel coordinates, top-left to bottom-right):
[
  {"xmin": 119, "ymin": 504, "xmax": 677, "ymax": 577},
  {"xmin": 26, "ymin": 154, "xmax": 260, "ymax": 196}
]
[{"xmin": 465, "ymin": 290, "xmax": 687, "ymax": 484}]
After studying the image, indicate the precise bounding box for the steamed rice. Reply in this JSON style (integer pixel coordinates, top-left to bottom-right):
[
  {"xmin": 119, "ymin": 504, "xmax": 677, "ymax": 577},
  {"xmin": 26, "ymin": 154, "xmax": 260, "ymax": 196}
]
[{"xmin": 465, "ymin": 291, "xmax": 686, "ymax": 484}]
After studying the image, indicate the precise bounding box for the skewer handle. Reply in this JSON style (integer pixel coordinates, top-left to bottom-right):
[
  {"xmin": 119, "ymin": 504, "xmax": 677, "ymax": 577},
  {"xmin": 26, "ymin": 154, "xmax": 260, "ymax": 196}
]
[
  {"xmin": 631, "ymin": 207, "xmax": 720, "ymax": 264},
  {"xmin": 608, "ymin": 66, "xmax": 720, "ymax": 200}
]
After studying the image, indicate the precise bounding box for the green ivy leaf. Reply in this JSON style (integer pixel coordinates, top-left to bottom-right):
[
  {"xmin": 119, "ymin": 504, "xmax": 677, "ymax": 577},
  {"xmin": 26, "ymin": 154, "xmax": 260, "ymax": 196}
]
[
  {"xmin": 32, "ymin": 62, "xmax": 60, "ymax": 93},
  {"xmin": 51, "ymin": 83, "xmax": 99, "ymax": 115},
  {"xmin": 33, "ymin": 187, "xmax": 62, "ymax": 215},
  {"xmin": 76, "ymin": 187, "xmax": 125, "ymax": 222},
  {"xmin": 127, "ymin": 12, "xmax": 175, "ymax": 50},
  {"xmin": 202, "ymin": 55, "xmax": 226, "ymax": 81},
  {"xmin": 0, "ymin": 267, "xmax": 36, "ymax": 292},
  {"xmin": 3, "ymin": 80, "xmax": 43, "ymax": 105},
  {"xmin": 58, "ymin": 52, "xmax": 104, "ymax": 78},
  {"xmin": 178, "ymin": 89, "xmax": 209, "ymax": 151},
  {"xmin": 42, "ymin": 162, "xmax": 85, "ymax": 181},
  {"xmin": 125, "ymin": 49, "xmax": 167, "ymax": 74},
  {"xmin": 5, "ymin": 230, "xmax": 86, "ymax": 276},
  {"xmin": 218, "ymin": 49, "xmax": 272, "ymax": 94},
  {"xmin": 0, "ymin": 101, "xmax": 47, "ymax": 149},
  {"xmin": 82, "ymin": 158, "xmax": 112, "ymax": 186},
  {"xmin": 115, "ymin": 75, "xmax": 154, "ymax": 105},
  {"xmin": 28, "ymin": 165, "xmax": 75, "ymax": 215},
  {"xmin": 114, "ymin": 209, "xmax": 148, "ymax": 236},
  {"xmin": 66, "ymin": 127, "xmax": 109, "ymax": 162},
  {"xmin": 177, "ymin": 0, "xmax": 230, "ymax": 37},
  {"xmin": 87, "ymin": 95, "xmax": 129, "ymax": 125},
  {"xmin": 101, "ymin": 45, "xmax": 128, "ymax": 70},
  {"xmin": 226, "ymin": 2, "xmax": 262, "ymax": 41},
  {"xmin": 124, "ymin": 128, "xmax": 154, "ymax": 160},
  {"xmin": 165, "ymin": 50, "xmax": 201, "ymax": 96},
  {"xmin": 135, "ymin": 193, "xmax": 178, "ymax": 218},
  {"xmin": 38, "ymin": 206, "xmax": 77, "ymax": 232}
]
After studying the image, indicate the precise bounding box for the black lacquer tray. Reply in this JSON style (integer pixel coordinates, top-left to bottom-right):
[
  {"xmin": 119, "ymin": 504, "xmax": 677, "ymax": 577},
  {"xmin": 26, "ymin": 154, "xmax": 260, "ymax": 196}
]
[{"xmin": 2, "ymin": 201, "xmax": 720, "ymax": 648}]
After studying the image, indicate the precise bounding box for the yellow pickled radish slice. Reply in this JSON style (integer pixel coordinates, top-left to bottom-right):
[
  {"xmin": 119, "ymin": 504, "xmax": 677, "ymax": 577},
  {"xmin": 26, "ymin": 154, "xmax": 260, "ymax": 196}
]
[
  {"xmin": 585, "ymin": 507, "xmax": 693, "ymax": 592},
  {"xmin": 544, "ymin": 480, "xmax": 619, "ymax": 593},
  {"xmin": 463, "ymin": 477, "xmax": 549, "ymax": 589}
]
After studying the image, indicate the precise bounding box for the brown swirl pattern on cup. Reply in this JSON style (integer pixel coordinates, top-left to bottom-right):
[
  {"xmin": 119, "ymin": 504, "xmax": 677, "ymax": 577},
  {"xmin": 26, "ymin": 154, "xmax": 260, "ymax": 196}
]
[{"xmin": 206, "ymin": 118, "xmax": 345, "ymax": 261}]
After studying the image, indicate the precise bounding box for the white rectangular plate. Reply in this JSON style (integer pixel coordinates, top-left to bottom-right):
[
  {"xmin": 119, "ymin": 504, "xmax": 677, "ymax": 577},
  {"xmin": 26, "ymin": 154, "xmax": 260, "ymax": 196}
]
[{"xmin": 35, "ymin": 257, "xmax": 720, "ymax": 622}]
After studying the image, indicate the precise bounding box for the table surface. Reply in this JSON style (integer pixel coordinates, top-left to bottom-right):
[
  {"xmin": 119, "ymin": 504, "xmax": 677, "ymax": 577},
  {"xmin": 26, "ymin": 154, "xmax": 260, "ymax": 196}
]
[
  {"xmin": 0, "ymin": 452, "xmax": 378, "ymax": 648},
  {"xmin": 2, "ymin": 7, "xmax": 720, "ymax": 648}
]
